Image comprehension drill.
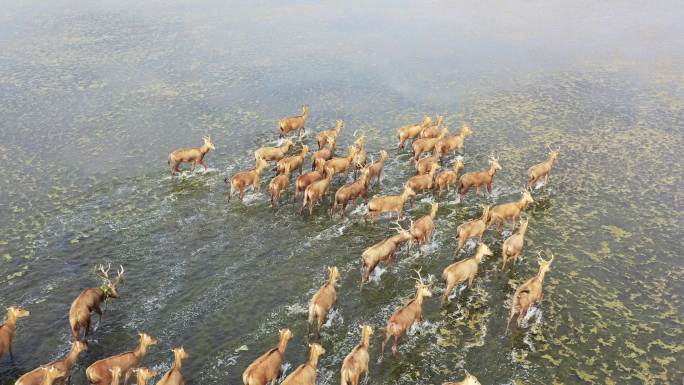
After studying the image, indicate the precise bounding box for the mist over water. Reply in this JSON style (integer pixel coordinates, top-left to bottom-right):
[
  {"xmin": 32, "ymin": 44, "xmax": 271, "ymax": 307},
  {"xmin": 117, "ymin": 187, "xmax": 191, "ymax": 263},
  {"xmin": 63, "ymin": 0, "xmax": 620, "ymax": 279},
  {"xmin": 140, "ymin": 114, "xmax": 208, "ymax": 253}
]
[{"xmin": 1, "ymin": 1, "xmax": 683, "ymax": 384}]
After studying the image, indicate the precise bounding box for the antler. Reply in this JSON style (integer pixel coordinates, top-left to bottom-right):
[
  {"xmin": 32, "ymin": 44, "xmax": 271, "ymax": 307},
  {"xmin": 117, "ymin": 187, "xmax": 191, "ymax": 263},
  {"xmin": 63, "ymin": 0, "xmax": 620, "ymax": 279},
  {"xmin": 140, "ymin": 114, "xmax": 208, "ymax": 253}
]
[
  {"xmin": 115, "ymin": 265, "xmax": 125, "ymax": 284},
  {"xmin": 97, "ymin": 264, "xmax": 111, "ymax": 280},
  {"xmin": 390, "ymin": 220, "xmax": 406, "ymax": 233}
]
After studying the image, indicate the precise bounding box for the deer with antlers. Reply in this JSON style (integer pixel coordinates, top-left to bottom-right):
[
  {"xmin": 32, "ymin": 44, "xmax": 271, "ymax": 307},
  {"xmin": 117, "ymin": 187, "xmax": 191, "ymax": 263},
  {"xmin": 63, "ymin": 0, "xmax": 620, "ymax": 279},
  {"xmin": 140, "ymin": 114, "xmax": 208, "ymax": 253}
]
[
  {"xmin": 527, "ymin": 145, "xmax": 560, "ymax": 189},
  {"xmin": 454, "ymin": 206, "xmax": 490, "ymax": 254},
  {"xmin": 367, "ymin": 150, "xmax": 388, "ymax": 187},
  {"xmin": 279, "ymin": 105, "xmax": 309, "ymax": 138},
  {"xmin": 458, "ymin": 155, "xmax": 502, "ymax": 202},
  {"xmin": 242, "ymin": 328, "xmax": 293, "ymax": 385},
  {"xmin": 16, "ymin": 341, "xmax": 87, "ymax": 385},
  {"xmin": 502, "ymin": 218, "xmax": 529, "ymax": 269},
  {"xmin": 69, "ymin": 264, "xmax": 124, "ymax": 341},
  {"xmin": 340, "ymin": 325, "xmax": 373, "ymax": 385},
  {"xmin": 406, "ymin": 163, "xmax": 440, "ymax": 206},
  {"xmin": 412, "ymin": 127, "xmax": 447, "ymax": 160},
  {"xmin": 419, "ymin": 115, "xmax": 444, "ymax": 138},
  {"xmin": 277, "ymin": 145, "xmax": 308, "ymax": 176},
  {"xmin": 437, "ymin": 124, "xmax": 473, "ymax": 156},
  {"xmin": 301, "ymin": 167, "xmax": 334, "ymax": 215},
  {"xmin": 487, "ymin": 191, "xmax": 534, "ymax": 233},
  {"xmin": 0, "ymin": 306, "xmax": 29, "ymax": 360},
  {"xmin": 365, "ymin": 186, "xmax": 416, "ymax": 223},
  {"xmin": 307, "ymin": 266, "xmax": 340, "ymax": 337},
  {"xmin": 293, "ymin": 158, "xmax": 326, "ymax": 203},
  {"xmin": 507, "ymin": 253, "xmax": 554, "ymax": 331},
  {"xmin": 361, "ymin": 222, "xmax": 413, "ymax": 283},
  {"xmin": 331, "ymin": 168, "xmax": 371, "ymax": 219},
  {"xmin": 316, "ymin": 120, "xmax": 343, "ymax": 149},
  {"xmin": 442, "ymin": 243, "xmax": 493, "ymax": 302},
  {"xmin": 281, "ymin": 343, "xmax": 325, "ymax": 385},
  {"xmin": 382, "ymin": 270, "xmax": 433, "ymax": 356},
  {"xmin": 325, "ymin": 145, "xmax": 359, "ymax": 181},
  {"xmin": 86, "ymin": 333, "xmax": 158, "ymax": 385},
  {"xmin": 311, "ymin": 135, "xmax": 336, "ymax": 169},
  {"xmin": 255, "ymin": 138, "xmax": 294, "ymax": 163},
  {"xmin": 442, "ymin": 370, "xmax": 481, "ymax": 385},
  {"xmin": 155, "ymin": 347, "xmax": 188, "ymax": 385},
  {"xmin": 397, "ymin": 116, "xmax": 432, "ymax": 150},
  {"xmin": 268, "ymin": 164, "xmax": 292, "ymax": 209},
  {"xmin": 409, "ymin": 203, "xmax": 438, "ymax": 256},
  {"xmin": 226, "ymin": 157, "xmax": 269, "ymax": 203},
  {"xmin": 436, "ymin": 158, "xmax": 465, "ymax": 197},
  {"xmin": 168, "ymin": 136, "xmax": 215, "ymax": 176}
]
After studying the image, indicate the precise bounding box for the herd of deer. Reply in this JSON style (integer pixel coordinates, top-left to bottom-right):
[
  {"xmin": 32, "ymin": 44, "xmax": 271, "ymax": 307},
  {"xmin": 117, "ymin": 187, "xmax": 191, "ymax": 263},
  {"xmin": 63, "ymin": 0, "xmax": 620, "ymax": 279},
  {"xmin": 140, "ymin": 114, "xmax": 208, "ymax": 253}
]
[{"xmin": 1, "ymin": 106, "xmax": 560, "ymax": 385}]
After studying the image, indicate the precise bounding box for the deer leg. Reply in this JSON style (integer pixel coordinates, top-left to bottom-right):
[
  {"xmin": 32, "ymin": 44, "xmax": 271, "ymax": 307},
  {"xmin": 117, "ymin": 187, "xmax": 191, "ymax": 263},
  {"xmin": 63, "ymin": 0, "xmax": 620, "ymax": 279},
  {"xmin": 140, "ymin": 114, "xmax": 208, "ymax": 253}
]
[
  {"xmin": 497, "ymin": 220, "xmax": 503, "ymax": 234},
  {"xmin": 85, "ymin": 317, "xmax": 92, "ymax": 337},
  {"xmin": 487, "ymin": 183, "xmax": 493, "ymax": 194},
  {"xmin": 475, "ymin": 186, "xmax": 480, "ymax": 196},
  {"xmin": 511, "ymin": 216, "xmax": 517, "ymax": 231},
  {"xmin": 239, "ymin": 188, "xmax": 245, "ymax": 201},
  {"xmin": 94, "ymin": 303, "xmax": 103, "ymax": 324},
  {"xmin": 317, "ymin": 315, "xmax": 325, "ymax": 337},
  {"xmin": 517, "ymin": 306, "xmax": 528, "ymax": 327},
  {"xmin": 190, "ymin": 161, "xmax": 196, "ymax": 172},
  {"xmin": 443, "ymin": 281, "xmax": 454, "ymax": 302},
  {"xmin": 381, "ymin": 332, "xmax": 391, "ymax": 356},
  {"xmin": 123, "ymin": 370, "xmax": 132, "ymax": 385},
  {"xmin": 468, "ymin": 275, "xmax": 475, "ymax": 288},
  {"xmin": 544, "ymin": 174, "xmax": 549, "ymax": 186},
  {"xmin": 392, "ymin": 334, "xmax": 401, "ymax": 355}
]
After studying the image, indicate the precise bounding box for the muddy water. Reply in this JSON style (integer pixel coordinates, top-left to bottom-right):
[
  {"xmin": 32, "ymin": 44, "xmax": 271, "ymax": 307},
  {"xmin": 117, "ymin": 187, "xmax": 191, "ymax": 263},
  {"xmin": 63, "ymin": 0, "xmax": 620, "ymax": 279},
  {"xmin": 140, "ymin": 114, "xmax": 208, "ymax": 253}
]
[{"xmin": 1, "ymin": 1, "xmax": 683, "ymax": 384}]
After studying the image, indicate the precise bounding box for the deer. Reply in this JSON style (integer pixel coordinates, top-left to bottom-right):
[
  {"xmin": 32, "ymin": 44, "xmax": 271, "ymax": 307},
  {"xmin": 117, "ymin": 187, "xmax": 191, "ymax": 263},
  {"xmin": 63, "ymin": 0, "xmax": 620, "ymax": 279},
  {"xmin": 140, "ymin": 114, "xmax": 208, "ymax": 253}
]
[
  {"xmin": 20, "ymin": 366, "xmax": 66, "ymax": 385},
  {"xmin": 154, "ymin": 347, "xmax": 188, "ymax": 385},
  {"xmin": 437, "ymin": 124, "xmax": 473, "ymax": 155},
  {"xmin": 419, "ymin": 115, "xmax": 444, "ymax": 138},
  {"xmin": 436, "ymin": 158, "xmax": 465, "ymax": 197},
  {"xmin": 442, "ymin": 243, "xmax": 493, "ymax": 302},
  {"xmin": 415, "ymin": 145, "xmax": 443, "ymax": 175},
  {"xmin": 457, "ymin": 155, "xmax": 502, "ymax": 202},
  {"xmin": 351, "ymin": 134, "xmax": 367, "ymax": 176},
  {"xmin": 242, "ymin": 328, "xmax": 293, "ymax": 385},
  {"xmin": 307, "ymin": 266, "xmax": 341, "ymax": 337},
  {"xmin": 168, "ymin": 136, "xmax": 215, "ymax": 176},
  {"xmin": 381, "ymin": 270, "xmax": 433, "ymax": 356},
  {"xmin": 442, "ymin": 370, "xmax": 481, "ymax": 385},
  {"xmin": 15, "ymin": 341, "xmax": 88, "ymax": 385},
  {"xmin": 409, "ymin": 203, "xmax": 438, "ymax": 256},
  {"xmin": 502, "ymin": 218, "xmax": 529, "ymax": 269},
  {"xmin": 132, "ymin": 368, "xmax": 158, "ymax": 385},
  {"xmin": 316, "ymin": 120, "xmax": 343, "ymax": 149},
  {"xmin": 397, "ymin": 116, "xmax": 432, "ymax": 150},
  {"xmin": 0, "ymin": 306, "xmax": 29, "ymax": 360},
  {"xmin": 279, "ymin": 105, "xmax": 309, "ymax": 138},
  {"xmin": 268, "ymin": 163, "xmax": 291, "ymax": 209},
  {"xmin": 276, "ymin": 145, "xmax": 308, "ymax": 175},
  {"xmin": 507, "ymin": 253, "xmax": 554, "ymax": 332},
  {"xmin": 310, "ymin": 135, "xmax": 336, "ymax": 169},
  {"xmin": 281, "ymin": 343, "xmax": 325, "ymax": 385},
  {"xmin": 454, "ymin": 206, "xmax": 490, "ymax": 254},
  {"xmin": 226, "ymin": 157, "xmax": 269, "ymax": 203},
  {"xmin": 412, "ymin": 127, "xmax": 447, "ymax": 160},
  {"xmin": 255, "ymin": 138, "xmax": 294, "ymax": 163},
  {"xmin": 406, "ymin": 163, "xmax": 440, "ymax": 206},
  {"xmin": 325, "ymin": 145, "xmax": 359, "ymax": 181},
  {"xmin": 331, "ymin": 167, "xmax": 371, "ymax": 219},
  {"xmin": 340, "ymin": 325, "xmax": 373, "ymax": 385},
  {"xmin": 69, "ymin": 264, "xmax": 124, "ymax": 341},
  {"xmin": 301, "ymin": 167, "xmax": 334, "ymax": 215},
  {"xmin": 527, "ymin": 145, "xmax": 560, "ymax": 189},
  {"xmin": 367, "ymin": 150, "xmax": 388, "ymax": 187},
  {"xmin": 86, "ymin": 333, "xmax": 158, "ymax": 385},
  {"xmin": 365, "ymin": 185, "xmax": 415, "ymax": 223},
  {"xmin": 361, "ymin": 222, "xmax": 413, "ymax": 283},
  {"xmin": 293, "ymin": 158, "xmax": 326, "ymax": 203},
  {"xmin": 487, "ymin": 191, "xmax": 534, "ymax": 233}
]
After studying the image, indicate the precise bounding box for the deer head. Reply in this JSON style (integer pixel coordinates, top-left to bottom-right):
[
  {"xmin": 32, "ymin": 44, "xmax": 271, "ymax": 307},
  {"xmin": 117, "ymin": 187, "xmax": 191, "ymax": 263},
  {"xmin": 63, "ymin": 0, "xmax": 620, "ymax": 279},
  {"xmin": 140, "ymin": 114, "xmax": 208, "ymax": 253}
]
[
  {"xmin": 488, "ymin": 155, "xmax": 502, "ymax": 171},
  {"xmin": 8, "ymin": 306, "xmax": 30, "ymax": 319},
  {"xmin": 96, "ymin": 264, "xmax": 124, "ymax": 298},
  {"xmin": 413, "ymin": 269, "xmax": 433, "ymax": 298},
  {"xmin": 202, "ymin": 136, "xmax": 216, "ymax": 151},
  {"xmin": 327, "ymin": 266, "xmax": 340, "ymax": 285}
]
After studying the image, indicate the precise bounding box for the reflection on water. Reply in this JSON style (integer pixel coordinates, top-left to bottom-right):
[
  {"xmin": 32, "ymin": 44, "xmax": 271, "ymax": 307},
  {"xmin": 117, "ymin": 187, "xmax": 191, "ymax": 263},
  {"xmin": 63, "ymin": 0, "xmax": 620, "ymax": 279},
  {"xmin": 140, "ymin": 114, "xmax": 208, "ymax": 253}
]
[{"xmin": 1, "ymin": 1, "xmax": 683, "ymax": 384}]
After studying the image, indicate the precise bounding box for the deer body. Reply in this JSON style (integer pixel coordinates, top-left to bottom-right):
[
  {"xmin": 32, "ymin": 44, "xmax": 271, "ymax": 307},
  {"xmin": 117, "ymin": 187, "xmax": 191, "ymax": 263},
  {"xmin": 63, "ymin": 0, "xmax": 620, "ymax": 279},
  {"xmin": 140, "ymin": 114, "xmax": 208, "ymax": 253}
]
[
  {"xmin": 454, "ymin": 206, "xmax": 490, "ymax": 253},
  {"xmin": 155, "ymin": 347, "xmax": 188, "ymax": 385},
  {"xmin": 26, "ymin": 367, "xmax": 66, "ymax": 385},
  {"xmin": 168, "ymin": 136, "xmax": 215, "ymax": 176},
  {"xmin": 410, "ymin": 203, "xmax": 438, "ymax": 256},
  {"xmin": 268, "ymin": 164, "xmax": 291, "ymax": 208},
  {"xmin": 458, "ymin": 157, "xmax": 502, "ymax": 202},
  {"xmin": 419, "ymin": 115, "xmax": 444, "ymax": 138},
  {"xmin": 436, "ymin": 159, "xmax": 465, "ymax": 197},
  {"xmin": 0, "ymin": 306, "xmax": 29, "ymax": 360},
  {"xmin": 361, "ymin": 227, "xmax": 413, "ymax": 283},
  {"xmin": 437, "ymin": 124, "xmax": 473, "ymax": 155},
  {"xmin": 293, "ymin": 159, "xmax": 326, "ymax": 203},
  {"xmin": 69, "ymin": 265, "xmax": 123, "ymax": 341},
  {"xmin": 412, "ymin": 128, "xmax": 447, "ymax": 160},
  {"xmin": 331, "ymin": 168, "xmax": 370, "ymax": 219},
  {"xmin": 397, "ymin": 116, "xmax": 432, "ymax": 150},
  {"xmin": 382, "ymin": 272, "xmax": 433, "ymax": 355},
  {"xmin": 325, "ymin": 146, "xmax": 358, "ymax": 179},
  {"xmin": 502, "ymin": 219, "xmax": 529, "ymax": 269},
  {"xmin": 366, "ymin": 186, "xmax": 415, "ymax": 223},
  {"xmin": 488, "ymin": 191, "xmax": 534, "ymax": 233},
  {"xmin": 316, "ymin": 120, "xmax": 343, "ymax": 149},
  {"xmin": 227, "ymin": 158, "xmax": 269, "ymax": 202},
  {"xmin": 367, "ymin": 150, "xmax": 388, "ymax": 187},
  {"xmin": 307, "ymin": 267, "xmax": 340, "ymax": 337},
  {"xmin": 415, "ymin": 148, "xmax": 442, "ymax": 175},
  {"xmin": 442, "ymin": 244, "xmax": 493, "ymax": 301},
  {"xmin": 340, "ymin": 326, "xmax": 373, "ymax": 385},
  {"xmin": 281, "ymin": 344, "xmax": 325, "ymax": 385},
  {"xmin": 301, "ymin": 168, "xmax": 334, "ymax": 215},
  {"xmin": 277, "ymin": 145, "xmax": 308, "ymax": 175},
  {"xmin": 16, "ymin": 341, "xmax": 87, "ymax": 385},
  {"xmin": 527, "ymin": 148, "xmax": 559, "ymax": 189},
  {"xmin": 255, "ymin": 139, "xmax": 294, "ymax": 163},
  {"xmin": 311, "ymin": 136, "xmax": 336, "ymax": 169},
  {"xmin": 406, "ymin": 163, "xmax": 439, "ymax": 204},
  {"xmin": 507, "ymin": 255, "xmax": 554, "ymax": 331},
  {"xmin": 279, "ymin": 105, "xmax": 309, "ymax": 138},
  {"xmin": 85, "ymin": 333, "xmax": 158, "ymax": 385},
  {"xmin": 242, "ymin": 329, "xmax": 293, "ymax": 385}
]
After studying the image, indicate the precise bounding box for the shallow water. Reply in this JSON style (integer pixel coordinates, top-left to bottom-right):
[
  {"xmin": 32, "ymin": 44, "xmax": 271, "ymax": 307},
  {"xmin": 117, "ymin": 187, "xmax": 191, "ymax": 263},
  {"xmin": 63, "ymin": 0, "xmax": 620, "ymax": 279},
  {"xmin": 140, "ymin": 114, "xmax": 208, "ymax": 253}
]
[{"xmin": 1, "ymin": 1, "xmax": 683, "ymax": 384}]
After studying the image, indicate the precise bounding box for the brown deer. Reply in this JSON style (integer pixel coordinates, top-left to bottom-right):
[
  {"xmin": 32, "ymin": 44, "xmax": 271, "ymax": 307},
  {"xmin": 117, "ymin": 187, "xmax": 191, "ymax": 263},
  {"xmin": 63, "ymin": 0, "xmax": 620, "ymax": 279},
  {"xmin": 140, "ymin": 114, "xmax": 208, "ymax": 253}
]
[
  {"xmin": 307, "ymin": 266, "xmax": 340, "ymax": 337},
  {"xmin": 502, "ymin": 218, "xmax": 529, "ymax": 269},
  {"xmin": 15, "ymin": 341, "xmax": 88, "ymax": 385},
  {"xmin": 397, "ymin": 116, "xmax": 432, "ymax": 150},
  {"xmin": 412, "ymin": 127, "xmax": 447, "ymax": 160},
  {"xmin": 316, "ymin": 120, "xmax": 343, "ymax": 149},
  {"xmin": 279, "ymin": 105, "xmax": 309, "ymax": 138},
  {"xmin": 487, "ymin": 191, "xmax": 534, "ymax": 233},
  {"xmin": 409, "ymin": 203, "xmax": 438, "ymax": 256},
  {"xmin": 415, "ymin": 145, "xmax": 443, "ymax": 175},
  {"xmin": 331, "ymin": 168, "xmax": 371, "ymax": 219},
  {"xmin": 381, "ymin": 270, "xmax": 433, "ymax": 356},
  {"xmin": 310, "ymin": 135, "xmax": 336, "ymax": 169},
  {"xmin": 242, "ymin": 328, "xmax": 293, "ymax": 385},
  {"xmin": 155, "ymin": 347, "xmax": 188, "ymax": 385},
  {"xmin": 367, "ymin": 150, "xmax": 388, "ymax": 187},
  {"xmin": 325, "ymin": 145, "xmax": 359, "ymax": 180},
  {"xmin": 507, "ymin": 253, "xmax": 554, "ymax": 332},
  {"xmin": 457, "ymin": 156, "xmax": 502, "ymax": 202},
  {"xmin": 69, "ymin": 264, "xmax": 124, "ymax": 341},
  {"xmin": 280, "ymin": 343, "xmax": 325, "ymax": 385},
  {"xmin": 406, "ymin": 163, "xmax": 440, "ymax": 206},
  {"xmin": 255, "ymin": 138, "xmax": 294, "ymax": 163},
  {"xmin": 0, "ymin": 306, "xmax": 29, "ymax": 360},
  {"xmin": 301, "ymin": 167, "xmax": 334, "ymax": 215},
  {"xmin": 109, "ymin": 367, "xmax": 122, "ymax": 385},
  {"xmin": 168, "ymin": 136, "xmax": 216, "ymax": 176},
  {"xmin": 268, "ymin": 164, "xmax": 291, "ymax": 209},
  {"xmin": 437, "ymin": 124, "xmax": 473, "ymax": 155},
  {"xmin": 365, "ymin": 186, "xmax": 415, "ymax": 223},
  {"xmin": 85, "ymin": 333, "xmax": 158, "ymax": 385},
  {"xmin": 419, "ymin": 115, "xmax": 444, "ymax": 138},
  {"xmin": 527, "ymin": 145, "xmax": 560, "ymax": 189},
  {"xmin": 436, "ymin": 159, "xmax": 465, "ymax": 197},
  {"xmin": 132, "ymin": 368, "xmax": 158, "ymax": 385},
  {"xmin": 340, "ymin": 325, "xmax": 373, "ymax": 385},
  {"xmin": 454, "ymin": 206, "xmax": 490, "ymax": 254},
  {"xmin": 442, "ymin": 243, "xmax": 493, "ymax": 302},
  {"xmin": 293, "ymin": 158, "xmax": 326, "ymax": 203},
  {"xmin": 361, "ymin": 223, "xmax": 413, "ymax": 283},
  {"xmin": 351, "ymin": 134, "xmax": 367, "ymax": 176},
  {"xmin": 442, "ymin": 370, "xmax": 481, "ymax": 385},
  {"xmin": 22, "ymin": 366, "xmax": 66, "ymax": 385},
  {"xmin": 226, "ymin": 157, "xmax": 268, "ymax": 203},
  {"xmin": 276, "ymin": 145, "xmax": 308, "ymax": 175}
]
